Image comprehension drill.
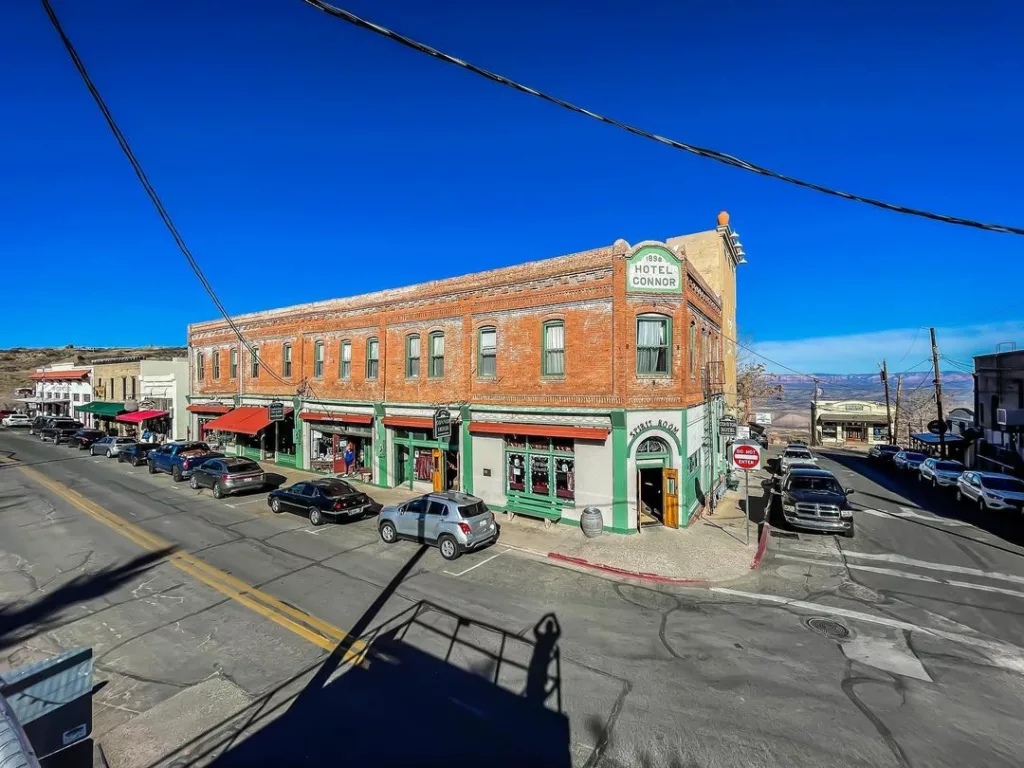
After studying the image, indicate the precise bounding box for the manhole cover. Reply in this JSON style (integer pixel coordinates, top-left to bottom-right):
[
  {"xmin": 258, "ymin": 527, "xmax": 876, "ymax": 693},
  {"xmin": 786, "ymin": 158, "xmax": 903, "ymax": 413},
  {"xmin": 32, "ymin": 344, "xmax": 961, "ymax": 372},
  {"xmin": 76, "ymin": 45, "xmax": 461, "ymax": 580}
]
[{"xmin": 805, "ymin": 617, "xmax": 850, "ymax": 640}]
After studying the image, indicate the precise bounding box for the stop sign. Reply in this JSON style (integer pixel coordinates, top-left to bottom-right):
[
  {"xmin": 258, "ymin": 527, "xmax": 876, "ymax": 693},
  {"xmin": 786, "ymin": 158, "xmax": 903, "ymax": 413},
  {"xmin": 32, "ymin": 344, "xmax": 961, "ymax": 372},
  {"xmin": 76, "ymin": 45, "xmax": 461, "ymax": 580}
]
[{"xmin": 732, "ymin": 443, "xmax": 761, "ymax": 471}]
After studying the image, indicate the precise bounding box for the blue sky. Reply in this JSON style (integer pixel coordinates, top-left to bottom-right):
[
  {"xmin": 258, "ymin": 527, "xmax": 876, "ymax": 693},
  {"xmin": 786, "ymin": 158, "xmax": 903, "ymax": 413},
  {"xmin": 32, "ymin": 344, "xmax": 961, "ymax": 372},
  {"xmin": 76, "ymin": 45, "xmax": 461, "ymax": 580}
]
[{"xmin": 3, "ymin": 1, "xmax": 1022, "ymax": 373}]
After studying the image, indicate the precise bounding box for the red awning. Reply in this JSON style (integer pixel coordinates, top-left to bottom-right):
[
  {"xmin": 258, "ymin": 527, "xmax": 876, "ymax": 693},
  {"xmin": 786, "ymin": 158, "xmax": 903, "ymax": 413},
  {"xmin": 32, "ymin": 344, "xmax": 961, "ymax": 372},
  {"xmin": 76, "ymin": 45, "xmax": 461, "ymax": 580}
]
[
  {"xmin": 30, "ymin": 369, "xmax": 90, "ymax": 381},
  {"xmin": 203, "ymin": 406, "xmax": 292, "ymax": 436},
  {"xmin": 300, "ymin": 412, "xmax": 373, "ymax": 425},
  {"xmin": 187, "ymin": 404, "xmax": 232, "ymax": 414},
  {"xmin": 468, "ymin": 422, "xmax": 609, "ymax": 441},
  {"xmin": 382, "ymin": 416, "xmax": 434, "ymax": 429},
  {"xmin": 116, "ymin": 409, "xmax": 169, "ymax": 424}
]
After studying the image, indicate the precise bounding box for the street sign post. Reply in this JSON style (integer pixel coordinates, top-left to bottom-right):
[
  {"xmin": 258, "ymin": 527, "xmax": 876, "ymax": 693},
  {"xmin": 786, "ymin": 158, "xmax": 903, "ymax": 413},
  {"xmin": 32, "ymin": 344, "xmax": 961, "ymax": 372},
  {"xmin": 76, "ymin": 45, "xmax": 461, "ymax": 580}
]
[
  {"xmin": 434, "ymin": 408, "xmax": 451, "ymax": 441},
  {"xmin": 927, "ymin": 419, "xmax": 946, "ymax": 435},
  {"xmin": 268, "ymin": 401, "xmax": 286, "ymax": 422},
  {"xmin": 719, "ymin": 417, "xmax": 737, "ymax": 437},
  {"xmin": 732, "ymin": 443, "xmax": 762, "ymax": 545}
]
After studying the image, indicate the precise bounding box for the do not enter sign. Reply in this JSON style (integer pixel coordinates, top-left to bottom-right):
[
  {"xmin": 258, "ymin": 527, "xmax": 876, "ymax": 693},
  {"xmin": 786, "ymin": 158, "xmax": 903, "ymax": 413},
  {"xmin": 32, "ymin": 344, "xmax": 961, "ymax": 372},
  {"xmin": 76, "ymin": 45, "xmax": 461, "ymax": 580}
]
[{"xmin": 732, "ymin": 443, "xmax": 761, "ymax": 471}]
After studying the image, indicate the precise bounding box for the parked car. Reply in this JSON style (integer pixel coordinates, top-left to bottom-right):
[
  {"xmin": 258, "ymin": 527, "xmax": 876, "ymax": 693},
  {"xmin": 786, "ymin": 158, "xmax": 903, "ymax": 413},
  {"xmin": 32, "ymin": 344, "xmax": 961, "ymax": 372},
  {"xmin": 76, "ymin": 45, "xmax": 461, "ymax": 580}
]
[
  {"xmin": 378, "ymin": 492, "xmax": 499, "ymax": 560},
  {"xmin": 29, "ymin": 416, "xmax": 52, "ymax": 435},
  {"xmin": 1, "ymin": 413, "xmax": 32, "ymax": 428},
  {"xmin": 919, "ymin": 458, "xmax": 965, "ymax": 488},
  {"xmin": 69, "ymin": 429, "xmax": 105, "ymax": 450},
  {"xmin": 39, "ymin": 419, "xmax": 84, "ymax": 443},
  {"xmin": 117, "ymin": 442, "xmax": 162, "ymax": 466},
  {"xmin": 869, "ymin": 444, "xmax": 902, "ymax": 461},
  {"xmin": 189, "ymin": 457, "xmax": 266, "ymax": 498},
  {"xmin": 956, "ymin": 471, "xmax": 1024, "ymax": 512},
  {"xmin": 90, "ymin": 435, "xmax": 137, "ymax": 457},
  {"xmin": 893, "ymin": 451, "xmax": 927, "ymax": 471},
  {"xmin": 148, "ymin": 441, "xmax": 224, "ymax": 481},
  {"xmin": 268, "ymin": 478, "xmax": 379, "ymax": 525},
  {"xmin": 780, "ymin": 447, "xmax": 817, "ymax": 473},
  {"xmin": 773, "ymin": 467, "xmax": 855, "ymax": 537}
]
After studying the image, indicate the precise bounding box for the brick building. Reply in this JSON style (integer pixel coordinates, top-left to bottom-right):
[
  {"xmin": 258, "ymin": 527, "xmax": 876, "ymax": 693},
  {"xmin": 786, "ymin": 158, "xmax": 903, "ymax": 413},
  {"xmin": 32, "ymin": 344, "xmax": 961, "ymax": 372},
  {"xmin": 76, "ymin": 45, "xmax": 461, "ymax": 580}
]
[{"xmin": 187, "ymin": 216, "xmax": 741, "ymax": 534}]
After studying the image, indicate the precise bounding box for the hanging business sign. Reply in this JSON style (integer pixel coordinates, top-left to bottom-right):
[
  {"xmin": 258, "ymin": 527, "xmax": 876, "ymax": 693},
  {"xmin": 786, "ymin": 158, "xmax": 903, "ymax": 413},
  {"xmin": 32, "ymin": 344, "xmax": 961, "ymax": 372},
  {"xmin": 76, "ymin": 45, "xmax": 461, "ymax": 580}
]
[
  {"xmin": 754, "ymin": 412, "xmax": 773, "ymax": 425},
  {"xmin": 268, "ymin": 401, "xmax": 286, "ymax": 422},
  {"xmin": 719, "ymin": 416, "xmax": 737, "ymax": 437},
  {"xmin": 434, "ymin": 408, "xmax": 452, "ymax": 440},
  {"xmin": 626, "ymin": 245, "xmax": 683, "ymax": 295}
]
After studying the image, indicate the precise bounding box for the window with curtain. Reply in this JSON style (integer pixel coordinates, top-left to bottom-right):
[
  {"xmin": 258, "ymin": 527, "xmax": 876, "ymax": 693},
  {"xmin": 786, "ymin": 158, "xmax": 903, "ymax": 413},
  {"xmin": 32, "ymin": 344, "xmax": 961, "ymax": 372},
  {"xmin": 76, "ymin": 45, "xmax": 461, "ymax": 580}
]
[
  {"xmin": 313, "ymin": 342, "xmax": 324, "ymax": 379},
  {"xmin": 429, "ymin": 333, "xmax": 444, "ymax": 378},
  {"xmin": 366, "ymin": 338, "xmax": 379, "ymax": 379},
  {"xmin": 251, "ymin": 347, "xmax": 259, "ymax": 379},
  {"xmin": 637, "ymin": 315, "xmax": 670, "ymax": 375},
  {"xmin": 478, "ymin": 327, "xmax": 496, "ymax": 378},
  {"xmin": 230, "ymin": 348, "xmax": 238, "ymax": 379},
  {"xmin": 543, "ymin": 321, "xmax": 565, "ymax": 376},
  {"xmin": 283, "ymin": 343, "xmax": 292, "ymax": 378},
  {"xmin": 213, "ymin": 352, "xmax": 220, "ymax": 380},
  {"xmin": 406, "ymin": 334, "xmax": 420, "ymax": 378},
  {"xmin": 340, "ymin": 341, "xmax": 351, "ymax": 379},
  {"xmin": 197, "ymin": 353, "xmax": 205, "ymax": 381}
]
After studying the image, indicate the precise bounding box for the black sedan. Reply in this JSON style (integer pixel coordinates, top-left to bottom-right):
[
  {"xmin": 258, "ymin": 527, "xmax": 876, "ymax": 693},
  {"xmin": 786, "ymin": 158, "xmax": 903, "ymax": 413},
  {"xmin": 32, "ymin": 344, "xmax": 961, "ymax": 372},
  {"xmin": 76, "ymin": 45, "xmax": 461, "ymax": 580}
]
[
  {"xmin": 267, "ymin": 478, "xmax": 380, "ymax": 526},
  {"xmin": 117, "ymin": 442, "xmax": 162, "ymax": 466},
  {"xmin": 70, "ymin": 429, "xmax": 105, "ymax": 450},
  {"xmin": 189, "ymin": 457, "xmax": 266, "ymax": 498}
]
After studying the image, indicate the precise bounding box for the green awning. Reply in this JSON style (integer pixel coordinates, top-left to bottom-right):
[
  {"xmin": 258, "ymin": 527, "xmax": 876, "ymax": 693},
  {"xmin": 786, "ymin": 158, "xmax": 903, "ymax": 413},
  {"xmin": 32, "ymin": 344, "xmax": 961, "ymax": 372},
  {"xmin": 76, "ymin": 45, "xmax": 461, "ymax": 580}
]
[{"xmin": 75, "ymin": 401, "xmax": 126, "ymax": 417}]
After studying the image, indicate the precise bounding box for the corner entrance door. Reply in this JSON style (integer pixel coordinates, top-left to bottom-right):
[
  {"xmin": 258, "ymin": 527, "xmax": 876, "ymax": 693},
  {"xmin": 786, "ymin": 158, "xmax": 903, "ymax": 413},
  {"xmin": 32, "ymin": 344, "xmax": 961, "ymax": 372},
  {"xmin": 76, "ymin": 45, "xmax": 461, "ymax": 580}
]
[{"xmin": 663, "ymin": 468, "xmax": 679, "ymax": 528}]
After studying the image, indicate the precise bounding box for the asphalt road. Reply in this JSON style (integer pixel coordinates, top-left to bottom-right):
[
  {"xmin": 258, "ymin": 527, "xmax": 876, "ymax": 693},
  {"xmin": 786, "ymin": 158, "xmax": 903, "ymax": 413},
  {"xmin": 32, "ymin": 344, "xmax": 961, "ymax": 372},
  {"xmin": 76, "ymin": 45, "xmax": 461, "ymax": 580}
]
[{"xmin": 2, "ymin": 431, "xmax": 1024, "ymax": 767}]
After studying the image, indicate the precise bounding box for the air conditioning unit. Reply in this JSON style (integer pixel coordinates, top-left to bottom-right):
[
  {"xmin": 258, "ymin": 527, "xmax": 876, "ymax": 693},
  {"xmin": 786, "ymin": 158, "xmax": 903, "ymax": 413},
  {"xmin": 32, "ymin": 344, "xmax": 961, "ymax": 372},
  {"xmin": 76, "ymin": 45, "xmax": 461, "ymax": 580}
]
[{"xmin": 996, "ymin": 408, "xmax": 1024, "ymax": 427}]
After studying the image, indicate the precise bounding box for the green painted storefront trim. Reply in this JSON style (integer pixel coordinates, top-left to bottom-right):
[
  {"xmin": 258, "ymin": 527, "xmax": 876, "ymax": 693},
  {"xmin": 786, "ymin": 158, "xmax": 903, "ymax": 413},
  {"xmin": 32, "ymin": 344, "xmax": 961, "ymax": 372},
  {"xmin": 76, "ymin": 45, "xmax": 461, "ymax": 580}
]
[
  {"xmin": 373, "ymin": 403, "xmax": 387, "ymax": 486},
  {"xmin": 291, "ymin": 396, "xmax": 303, "ymax": 469},
  {"xmin": 679, "ymin": 406, "xmax": 691, "ymax": 527},
  {"xmin": 487, "ymin": 506, "xmax": 636, "ymax": 536},
  {"xmin": 460, "ymin": 405, "xmax": 473, "ymax": 494},
  {"xmin": 610, "ymin": 409, "xmax": 628, "ymax": 531}
]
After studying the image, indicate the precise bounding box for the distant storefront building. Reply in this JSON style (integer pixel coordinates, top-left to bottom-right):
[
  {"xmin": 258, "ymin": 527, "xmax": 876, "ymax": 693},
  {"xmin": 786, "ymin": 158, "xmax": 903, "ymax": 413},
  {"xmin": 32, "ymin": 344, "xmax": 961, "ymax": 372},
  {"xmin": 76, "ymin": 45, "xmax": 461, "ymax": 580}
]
[
  {"xmin": 188, "ymin": 214, "xmax": 745, "ymax": 534},
  {"xmin": 20, "ymin": 362, "xmax": 94, "ymax": 424},
  {"xmin": 812, "ymin": 400, "xmax": 892, "ymax": 446}
]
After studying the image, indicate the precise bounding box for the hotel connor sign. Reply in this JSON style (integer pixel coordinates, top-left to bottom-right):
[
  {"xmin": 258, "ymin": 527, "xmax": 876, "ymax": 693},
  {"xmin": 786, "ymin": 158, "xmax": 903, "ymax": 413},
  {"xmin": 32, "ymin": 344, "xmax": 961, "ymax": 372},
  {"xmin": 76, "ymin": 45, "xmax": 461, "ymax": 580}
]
[{"xmin": 626, "ymin": 244, "xmax": 683, "ymax": 295}]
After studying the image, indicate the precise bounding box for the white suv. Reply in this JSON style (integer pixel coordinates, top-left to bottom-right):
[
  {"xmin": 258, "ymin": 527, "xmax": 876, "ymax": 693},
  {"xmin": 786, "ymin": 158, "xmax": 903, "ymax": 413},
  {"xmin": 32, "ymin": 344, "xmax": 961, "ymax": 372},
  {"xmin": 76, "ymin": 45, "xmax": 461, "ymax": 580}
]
[{"xmin": 956, "ymin": 471, "xmax": 1024, "ymax": 512}]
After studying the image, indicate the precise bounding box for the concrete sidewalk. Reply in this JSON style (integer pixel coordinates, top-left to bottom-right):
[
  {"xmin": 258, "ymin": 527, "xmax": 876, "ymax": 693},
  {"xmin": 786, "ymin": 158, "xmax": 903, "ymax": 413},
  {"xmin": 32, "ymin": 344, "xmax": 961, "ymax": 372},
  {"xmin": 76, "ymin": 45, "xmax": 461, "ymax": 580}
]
[{"xmin": 260, "ymin": 461, "xmax": 769, "ymax": 585}]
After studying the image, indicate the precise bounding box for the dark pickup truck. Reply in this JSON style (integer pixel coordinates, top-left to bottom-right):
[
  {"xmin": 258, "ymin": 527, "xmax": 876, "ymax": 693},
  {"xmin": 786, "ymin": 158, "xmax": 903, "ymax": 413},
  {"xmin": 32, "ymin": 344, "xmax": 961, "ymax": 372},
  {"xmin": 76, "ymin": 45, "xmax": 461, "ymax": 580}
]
[
  {"xmin": 147, "ymin": 441, "xmax": 224, "ymax": 482},
  {"xmin": 39, "ymin": 420, "xmax": 85, "ymax": 444},
  {"xmin": 772, "ymin": 467, "xmax": 856, "ymax": 538}
]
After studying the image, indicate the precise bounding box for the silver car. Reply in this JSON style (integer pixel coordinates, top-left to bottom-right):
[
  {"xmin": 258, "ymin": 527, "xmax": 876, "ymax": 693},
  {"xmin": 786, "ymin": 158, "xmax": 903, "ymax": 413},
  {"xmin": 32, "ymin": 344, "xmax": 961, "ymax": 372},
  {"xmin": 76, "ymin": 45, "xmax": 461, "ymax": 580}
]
[
  {"xmin": 378, "ymin": 491, "xmax": 499, "ymax": 561},
  {"xmin": 780, "ymin": 447, "xmax": 817, "ymax": 473},
  {"xmin": 919, "ymin": 458, "xmax": 964, "ymax": 488},
  {"xmin": 956, "ymin": 471, "xmax": 1024, "ymax": 512},
  {"xmin": 90, "ymin": 436, "xmax": 137, "ymax": 457}
]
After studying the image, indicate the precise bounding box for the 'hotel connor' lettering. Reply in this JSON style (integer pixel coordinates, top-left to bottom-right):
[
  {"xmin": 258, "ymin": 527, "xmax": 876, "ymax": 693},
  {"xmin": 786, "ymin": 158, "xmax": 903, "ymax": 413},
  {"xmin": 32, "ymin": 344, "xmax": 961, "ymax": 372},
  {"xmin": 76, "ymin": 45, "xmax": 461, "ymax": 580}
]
[{"xmin": 626, "ymin": 245, "xmax": 683, "ymax": 295}]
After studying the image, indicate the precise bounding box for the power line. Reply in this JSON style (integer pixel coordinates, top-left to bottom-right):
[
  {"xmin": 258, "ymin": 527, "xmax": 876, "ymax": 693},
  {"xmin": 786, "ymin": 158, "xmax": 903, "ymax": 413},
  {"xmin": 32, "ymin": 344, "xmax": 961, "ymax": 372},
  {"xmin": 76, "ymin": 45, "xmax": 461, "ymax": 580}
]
[
  {"xmin": 41, "ymin": 0, "xmax": 316, "ymax": 401},
  {"xmin": 302, "ymin": 0, "xmax": 1024, "ymax": 237},
  {"xmin": 894, "ymin": 327, "xmax": 924, "ymax": 367}
]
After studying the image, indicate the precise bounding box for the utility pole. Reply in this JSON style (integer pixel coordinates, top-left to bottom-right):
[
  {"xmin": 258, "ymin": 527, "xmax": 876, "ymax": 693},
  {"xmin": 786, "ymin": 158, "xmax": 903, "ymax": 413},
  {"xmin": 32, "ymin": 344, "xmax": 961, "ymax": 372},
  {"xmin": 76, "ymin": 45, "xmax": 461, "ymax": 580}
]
[
  {"xmin": 811, "ymin": 378, "xmax": 820, "ymax": 447},
  {"xmin": 893, "ymin": 374, "xmax": 903, "ymax": 446},
  {"xmin": 929, "ymin": 327, "xmax": 946, "ymax": 459},
  {"xmin": 880, "ymin": 360, "xmax": 893, "ymax": 445}
]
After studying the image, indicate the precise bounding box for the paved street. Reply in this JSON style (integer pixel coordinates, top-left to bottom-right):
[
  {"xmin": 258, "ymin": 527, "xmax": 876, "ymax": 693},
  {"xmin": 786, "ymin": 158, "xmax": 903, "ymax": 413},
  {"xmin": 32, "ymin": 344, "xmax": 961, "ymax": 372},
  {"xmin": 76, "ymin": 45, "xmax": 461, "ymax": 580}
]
[{"xmin": 3, "ymin": 432, "xmax": 1024, "ymax": 767}]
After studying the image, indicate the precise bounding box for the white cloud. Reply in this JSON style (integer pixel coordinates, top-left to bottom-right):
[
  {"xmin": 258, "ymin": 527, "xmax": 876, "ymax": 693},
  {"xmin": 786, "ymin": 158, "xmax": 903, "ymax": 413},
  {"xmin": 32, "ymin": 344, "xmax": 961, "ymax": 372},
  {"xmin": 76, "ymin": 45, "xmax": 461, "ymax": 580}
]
[{"xmin": 748, "ymin": 321, "xmax": 1024, "ymax": 374}]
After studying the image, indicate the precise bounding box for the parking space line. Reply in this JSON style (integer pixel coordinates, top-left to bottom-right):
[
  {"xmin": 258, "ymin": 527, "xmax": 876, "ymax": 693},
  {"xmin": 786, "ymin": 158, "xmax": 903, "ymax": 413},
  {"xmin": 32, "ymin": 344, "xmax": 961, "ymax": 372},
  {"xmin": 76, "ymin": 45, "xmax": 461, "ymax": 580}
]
[
  {"xmin": 444, "ymin": 548, "xmax": 508, "ymax": 577},
  {"xmin": 231, "ymin": 496, "xmax": 269, "ymax": 506}
]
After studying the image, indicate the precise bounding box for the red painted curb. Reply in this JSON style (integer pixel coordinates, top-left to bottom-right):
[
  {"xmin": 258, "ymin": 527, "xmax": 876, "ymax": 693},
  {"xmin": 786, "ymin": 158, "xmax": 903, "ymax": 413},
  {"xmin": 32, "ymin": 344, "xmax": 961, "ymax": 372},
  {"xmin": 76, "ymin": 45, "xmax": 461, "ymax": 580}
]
[
  {"xmin": 750, "ymin": 523, "xmax": 771, "ymax": 570},
  {"xmin": 546, "ymin": 552, "xmax": 708, "ymax": 586}
]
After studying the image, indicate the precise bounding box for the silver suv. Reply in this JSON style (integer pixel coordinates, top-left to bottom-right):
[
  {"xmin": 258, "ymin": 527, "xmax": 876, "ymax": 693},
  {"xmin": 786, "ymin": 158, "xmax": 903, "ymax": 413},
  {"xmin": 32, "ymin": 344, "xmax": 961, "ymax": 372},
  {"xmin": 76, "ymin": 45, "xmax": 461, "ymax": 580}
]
[{"xmin": 378, "ymin": 492, "xmax": 499, "ymax": 561}]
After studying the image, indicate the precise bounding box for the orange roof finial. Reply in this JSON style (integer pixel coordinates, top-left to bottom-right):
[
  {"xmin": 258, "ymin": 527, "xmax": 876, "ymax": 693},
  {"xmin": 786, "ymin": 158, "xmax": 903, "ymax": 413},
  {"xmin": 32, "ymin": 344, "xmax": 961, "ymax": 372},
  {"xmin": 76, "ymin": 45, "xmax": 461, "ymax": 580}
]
[{"xmin": 717, "ymin": 210, "xmax": 730, "ymax": 227}]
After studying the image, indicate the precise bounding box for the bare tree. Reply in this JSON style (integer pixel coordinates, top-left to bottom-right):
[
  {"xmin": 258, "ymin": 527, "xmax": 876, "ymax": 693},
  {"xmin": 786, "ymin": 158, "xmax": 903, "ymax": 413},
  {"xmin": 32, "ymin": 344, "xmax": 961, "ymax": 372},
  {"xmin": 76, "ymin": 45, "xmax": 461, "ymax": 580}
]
[
  {"xmin": 895, "ymin": 388, "xmax": 934, "ymax": 440},
  {"xmin": 737, "ymin": 362, "xmax": 784, "ymax": 424}
]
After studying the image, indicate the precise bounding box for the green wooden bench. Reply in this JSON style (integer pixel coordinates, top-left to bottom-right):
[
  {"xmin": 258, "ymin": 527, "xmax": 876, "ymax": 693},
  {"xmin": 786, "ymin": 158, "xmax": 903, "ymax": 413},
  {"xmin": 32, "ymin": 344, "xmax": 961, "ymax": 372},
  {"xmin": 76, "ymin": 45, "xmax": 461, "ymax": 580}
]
[{"xmin": 506, "ymin": 494, "xmax": 564, "ymax": 528}]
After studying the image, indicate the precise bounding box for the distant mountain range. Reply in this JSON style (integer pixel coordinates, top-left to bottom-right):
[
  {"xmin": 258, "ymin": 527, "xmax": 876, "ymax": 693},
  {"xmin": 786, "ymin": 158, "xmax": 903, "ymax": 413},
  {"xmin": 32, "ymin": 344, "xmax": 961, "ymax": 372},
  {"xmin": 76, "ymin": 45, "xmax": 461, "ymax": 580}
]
[{"xmin": 770, "ymin": 371, "xmax": 973, "ymax": 386}]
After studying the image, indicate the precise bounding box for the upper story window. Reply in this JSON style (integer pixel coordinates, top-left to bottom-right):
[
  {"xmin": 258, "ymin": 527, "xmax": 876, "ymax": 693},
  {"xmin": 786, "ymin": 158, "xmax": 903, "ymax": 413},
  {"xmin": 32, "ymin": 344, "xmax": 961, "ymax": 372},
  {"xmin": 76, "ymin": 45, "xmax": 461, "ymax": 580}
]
[
  {"xmin": 230, "ymin": 348, "xmax": 238, "ymax": 379},
  {"xmin": 340, "ymin": 341, "xmax": 352, "ymax": 380},
  {"xmin": 366, "ymin": 338, "xmax": 379, "ymax": 380},
  {"xmin": 689, "ymin": 322, "xmax": 696, "ymax": 378},
  {"xmin": 251, "ymin": 347, "xmax": 260, "ymax": 379},
  {"xmin": 121, "ymin": 377, "xmax": 127, "ymax": 399},
  {"xmin": 197, "ymin": 353, "xmax": 205, "ymax": 381},
  {"xmin": 542, "ymin": 321, "xmax": 565, "ymax": 377},
  {"xmin": 130, "ymin": 376, "xmax": 137, "ymax": 399},
  {"xmin": 213, "ymin": 352, "xmax": 221, "ymax": 380},
  {"xmin": 313, "ymin": 341, "xmax": 324, "ymax": 379},
  {"xmin": 637, "ymin": 314, "xmax": 670, "ymax": 375},
  {"xmin": 478, "ymin": 327, "xmax": 497, "ymax": 378},
  {"xmin": 429, "ymin": 332, "xmax": 444, "ymax": 378},
  {"xmin": 283, "ymin": 343, "xmax": 292, "ymax": 378},
  {"xmin": 406, "ymin": 334, "xmax": 421, "ymax": 378}
]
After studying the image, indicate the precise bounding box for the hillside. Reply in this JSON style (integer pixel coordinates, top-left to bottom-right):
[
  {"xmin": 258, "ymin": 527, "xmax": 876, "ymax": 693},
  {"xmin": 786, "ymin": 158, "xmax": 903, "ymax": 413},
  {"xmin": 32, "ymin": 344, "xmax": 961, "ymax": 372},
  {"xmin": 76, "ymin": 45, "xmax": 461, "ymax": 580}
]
[{"xmin": 0, "ymin": 346, "xmax": 187, "ymax": 409}]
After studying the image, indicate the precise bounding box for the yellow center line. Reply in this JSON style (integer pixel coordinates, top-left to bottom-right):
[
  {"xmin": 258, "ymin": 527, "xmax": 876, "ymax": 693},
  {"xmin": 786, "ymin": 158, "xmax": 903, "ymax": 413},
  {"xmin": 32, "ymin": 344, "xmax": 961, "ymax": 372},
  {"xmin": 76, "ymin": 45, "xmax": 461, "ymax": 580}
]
[{"xmin": 15, "ymin": 461, "xmax": 367, "ymax": 663}]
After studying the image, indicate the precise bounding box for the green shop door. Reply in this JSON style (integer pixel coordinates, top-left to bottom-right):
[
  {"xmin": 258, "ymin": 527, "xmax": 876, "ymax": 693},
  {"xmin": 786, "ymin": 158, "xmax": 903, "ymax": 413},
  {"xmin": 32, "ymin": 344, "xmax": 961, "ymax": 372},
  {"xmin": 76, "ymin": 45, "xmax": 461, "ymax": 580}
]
[{"xmin": 395, "ymin": 445, "xmax": 411, "ymax": 486}]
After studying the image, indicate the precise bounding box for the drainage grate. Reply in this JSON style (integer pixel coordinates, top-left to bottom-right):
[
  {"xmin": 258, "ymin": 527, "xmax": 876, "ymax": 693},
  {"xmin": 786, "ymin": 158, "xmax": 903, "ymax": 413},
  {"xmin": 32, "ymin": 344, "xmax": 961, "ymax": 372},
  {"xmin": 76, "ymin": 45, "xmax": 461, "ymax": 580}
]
[{"xmin": 805, "ymin": 617, "xmax": 850, "ymax": 640}]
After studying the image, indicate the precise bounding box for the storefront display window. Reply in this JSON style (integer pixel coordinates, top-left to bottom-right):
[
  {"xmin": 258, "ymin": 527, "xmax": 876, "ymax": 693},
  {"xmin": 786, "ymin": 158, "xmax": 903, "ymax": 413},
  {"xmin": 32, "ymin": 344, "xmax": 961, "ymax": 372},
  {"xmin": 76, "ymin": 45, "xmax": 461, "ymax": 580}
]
[
  {"xmin": 504, "ymin": 435, "xmax": 574, "ymax": 503},
  {"xmin": 392, "ymin": 426, "xmax": 459, "ymax": 491}
]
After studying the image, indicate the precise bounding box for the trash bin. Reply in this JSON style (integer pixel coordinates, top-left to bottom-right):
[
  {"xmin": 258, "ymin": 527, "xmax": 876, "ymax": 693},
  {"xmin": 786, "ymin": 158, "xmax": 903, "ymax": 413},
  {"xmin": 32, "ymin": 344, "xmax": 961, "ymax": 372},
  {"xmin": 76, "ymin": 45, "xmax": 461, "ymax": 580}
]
[{"xmin": 580, "ymin": 506, "xmax": 603, "ymax": 538}]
